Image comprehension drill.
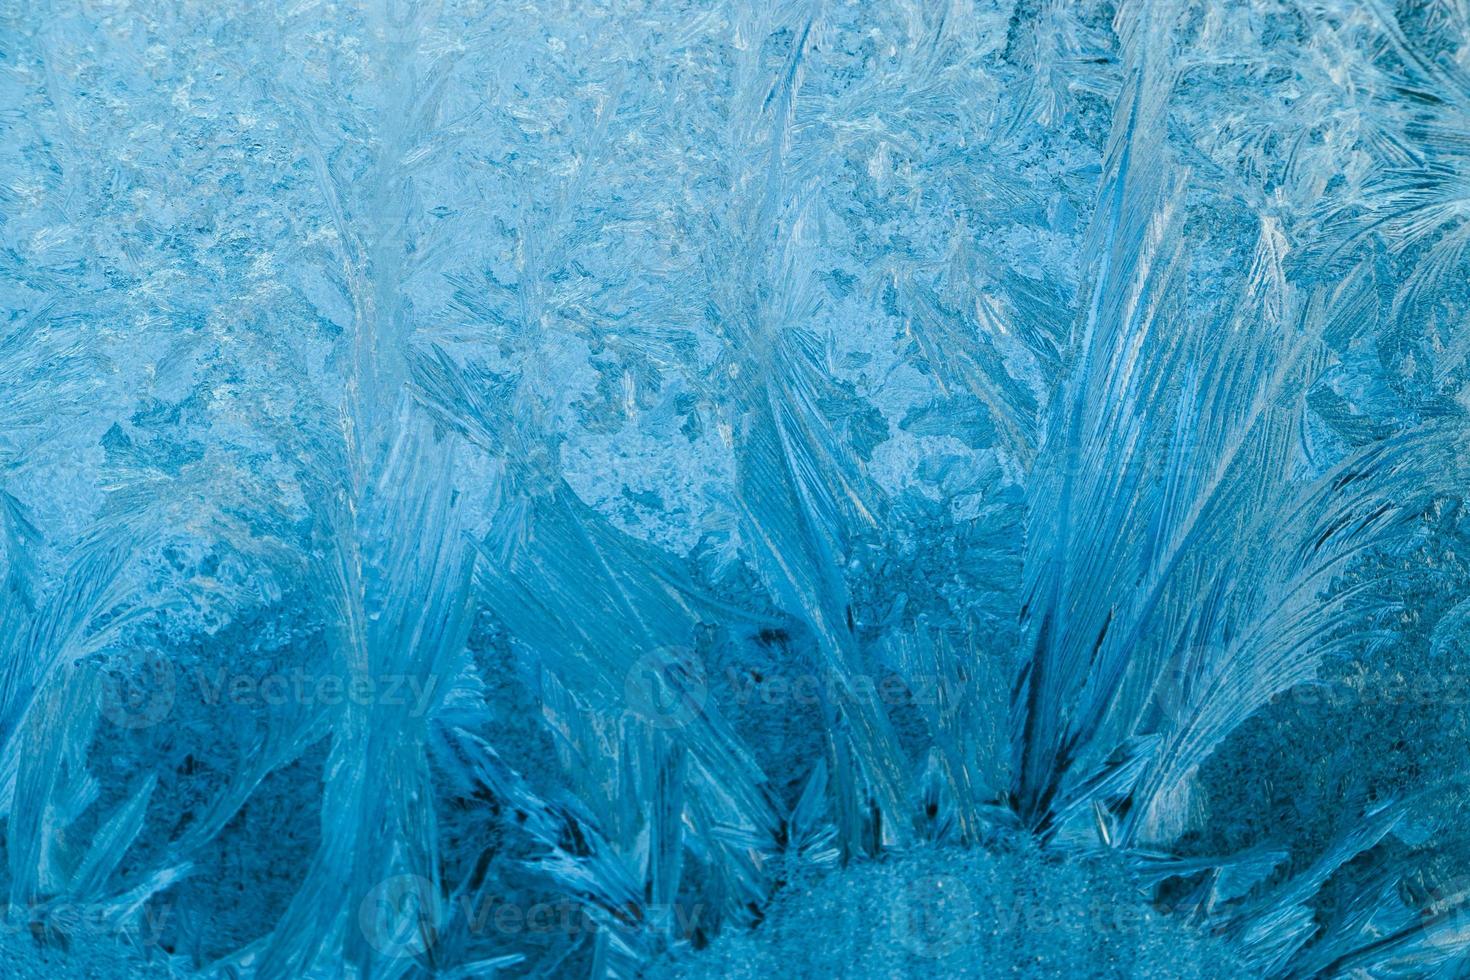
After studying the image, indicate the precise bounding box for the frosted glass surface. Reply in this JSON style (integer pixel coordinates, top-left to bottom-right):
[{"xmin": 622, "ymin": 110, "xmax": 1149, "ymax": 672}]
[{"xmin": 3, "ymin": 1, "xmax": 1470, "ymax": 976}]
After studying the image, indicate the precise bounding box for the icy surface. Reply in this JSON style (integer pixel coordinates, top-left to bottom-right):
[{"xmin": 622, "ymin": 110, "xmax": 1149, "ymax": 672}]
[
  {"xmin": 649, "ymin": 841, "xmax": 1247, "ymax": 979},
  {"xmin": 4, "ymin": 0, "xmax": 1470, "ymax": 977}
]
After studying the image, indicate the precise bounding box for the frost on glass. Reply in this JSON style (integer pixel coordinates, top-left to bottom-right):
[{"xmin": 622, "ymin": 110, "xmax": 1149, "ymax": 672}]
[{"xmin": 3, "ymin": 0, "xmax": 1470, "ymax": 977}]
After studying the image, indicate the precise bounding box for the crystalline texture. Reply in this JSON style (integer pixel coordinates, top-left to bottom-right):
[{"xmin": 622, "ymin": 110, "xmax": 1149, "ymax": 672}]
[{"xmin": 3, "ymin": 1, "xmax": 1470, "ymax": 978}]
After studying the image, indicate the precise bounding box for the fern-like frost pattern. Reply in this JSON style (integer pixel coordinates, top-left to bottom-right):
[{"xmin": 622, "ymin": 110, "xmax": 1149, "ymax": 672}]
[{"xmin": 3, "ymin": 0, "xmax": 1470, "ymax": 977}]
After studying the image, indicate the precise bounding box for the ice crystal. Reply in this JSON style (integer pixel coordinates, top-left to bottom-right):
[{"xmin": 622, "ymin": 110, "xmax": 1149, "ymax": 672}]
[{"xmin": 4, "ymin": 0, "xmax": 1470, "ymax": 977}]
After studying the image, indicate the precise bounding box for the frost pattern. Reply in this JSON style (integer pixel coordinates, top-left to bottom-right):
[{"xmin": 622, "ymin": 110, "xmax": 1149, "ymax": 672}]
[{"xmin": 4, "ymin": 0, "xmax": 1470, "ymax": 977}]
